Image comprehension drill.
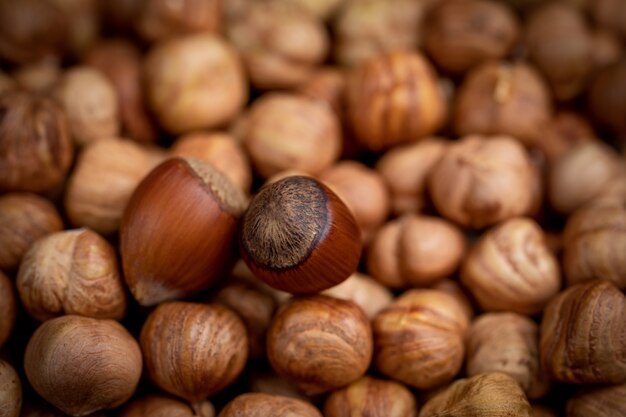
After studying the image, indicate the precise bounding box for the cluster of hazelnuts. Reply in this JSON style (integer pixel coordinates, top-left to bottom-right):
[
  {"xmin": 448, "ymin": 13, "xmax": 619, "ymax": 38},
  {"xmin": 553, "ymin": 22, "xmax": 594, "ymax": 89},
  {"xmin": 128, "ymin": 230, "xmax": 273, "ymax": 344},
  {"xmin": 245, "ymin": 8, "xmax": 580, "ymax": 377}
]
[{"xmin": 1, "ymin": 0, "xmax": 626, "ymax": 416}]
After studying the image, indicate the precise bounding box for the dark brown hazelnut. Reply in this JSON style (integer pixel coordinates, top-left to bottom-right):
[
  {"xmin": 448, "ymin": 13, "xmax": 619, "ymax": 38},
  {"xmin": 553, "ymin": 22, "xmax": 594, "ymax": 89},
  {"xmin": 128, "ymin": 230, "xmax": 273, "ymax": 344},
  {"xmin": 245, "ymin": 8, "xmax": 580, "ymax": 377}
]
[
  {"xmin": 322, "ymin": 272, "xmax": 393, "ymax": 319},
  {"xmin": 566, "ymin": 383, "xmax": 626, "ymax": 417},
  {"xmin": 248, "ymin": 371, "xmax": 309, "ymax": 401},
  {"xmin": 590, "ymin": 0, "xmax": 626, "ymax": 41},
  {"xmin": 588, "ymin": 59, "xmax": 626, "ymax": 138},
  {"xmin": 219, "ymin": 393, "xmax": 321, "ymax": 417},
  {"xmin": 0, "ymin": 359, "xmax": 21, "ymax": 417},
  {"xmin": 0, "ymin": 271, "xmax": 17, "ymax": 349},
  {"xmin": 49, "ymin": 0, "xmax": 99, "ymax": 58},
  {"xmin": 120, "ymin": 394, "xmax": 214, "ymax": 417},
  {"xmin": 537, "ymin": 111, "xmax": 596, "ymax": 162},
  {"xmin": 136, "ymin": 0, "xmax": 221, "ymax": 42}
]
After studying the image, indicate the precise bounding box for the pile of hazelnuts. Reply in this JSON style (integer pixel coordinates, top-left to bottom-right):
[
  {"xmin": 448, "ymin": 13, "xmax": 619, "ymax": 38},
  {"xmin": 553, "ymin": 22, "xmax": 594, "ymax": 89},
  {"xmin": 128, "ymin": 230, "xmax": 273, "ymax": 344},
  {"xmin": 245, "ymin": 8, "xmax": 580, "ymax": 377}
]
[{"xmin": 1, "ymin": 0, "xmax": 626, "ymax": 416}]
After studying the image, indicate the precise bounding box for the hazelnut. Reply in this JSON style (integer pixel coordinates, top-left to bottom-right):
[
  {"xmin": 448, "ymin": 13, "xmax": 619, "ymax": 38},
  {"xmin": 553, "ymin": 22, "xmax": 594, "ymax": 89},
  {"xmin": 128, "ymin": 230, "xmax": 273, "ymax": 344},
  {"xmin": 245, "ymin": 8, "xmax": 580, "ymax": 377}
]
[
  {"xmin": 297, "ymin": 67, "xmax": 346, "ymax": 117},
  {"xmin": 537, "ymin": 111, "xmax": 596, "ymax": 162},
  {"xmin": 590, "ymin": 29, "xmax": 623, "ymax": 72},
  {"xmin": 227, "ymin": 3, "xmax": 328, "ymax": 89},
  {"xmin": 376, "ymin": 138, "xmax": 447, "ymax": 215},
  {"xmin": 373, "ymin": 289, "xmax": 469, "ymax": 390},
  {"xmin": 121, "ymin": 157, "xmax": 247, "ymax": 306},
  {"xmin": 243, "ymin": 94, "xmax": 341, "ymax": 178},
  {"xmin": 366, "ymin": 215, "xmax": 465, "ymax": 288},
  {"xmin": 65, "ymin": 137, "xmax": 164, "ymax": 235},
  {"xmin": 240, "ymin": 176, "xmax": 361, "ymax": 294},
  {"xmin": 0, "ymin": 193, "xmax": 63, "ymax": 272},
  {"xmin": 99, "ymin": 0, "xmax": 143, "ymax": 32},
  {"xmin": 566, "ymin": 383, "xmax": 626, "ymax": 417},
  {"xmin": 419, "ymin": 373, "xmax": 532, "ymax": 417},
  {"xmin": 423, "ymin": 0, "xmax": 520, "ymax": 74},
  {"xmin": 588, "ymin": 59, "xmax": 626, "ymax": 138},
  {"xmin": 271, "ymin": 0, "xmax": 344, "ymax": 20},
  {"xmin": 322, "ymin": 272, "xmax": 393, "ymax": 319},
  {"xmin": 324, "ymin": 376, "xmax": 417, "ymax": 417},
  {"xmin": 24, "ymin": 315, "xmax": 142, "ymax": 417},
  {"xmin": 0, "ymin": 360, "xmax": 21, "ymax": 417},
  {"xmin": 0, "ymin": 90, "xmax": 73, "ymax": 193},
  {"xmin": 170, "ymin": 132, "xmax": 252, "ymax": 194},
  {"xmin": 140, "ymin": 302, "xmax": 249, "ymax": 403},
  {"xmin": 12, "ymin": 57, "xmax": 61, "ymax": 93},
  {"xmin": 267, "ymin": 295, "xmax": 373, "ymax": 394},
  {"xmin": 533, "ymin": 405, "xmax": 558, "ymax": 417},
  {"xmin": 540, "ymin": 279, "xmax": 626, "ymax": 384},
  {"xmin": 49, "ymin": 0, "xmax": 99, "ymax": 58},
  {"xmin": 453, "ymin": 61, "xmax": 552, "ymax": 147},
  {"xmin": 319, "ymin": 161, "xmax": 390, "ymax": 240},
  {"xmin": 248, "ymin": 371, "xmax": 309, "ymax": 401},
  {"xmin": 145, "ymin": 33, "xmax": 247, "ymax": 134},
  {"xmin": 219, "ymin": 393, "xmax": 321, "ymax": 417},
  {"xmin": 461, "ymin": 217, "xmax": 561, "ymax": 315},
  {"xmin": 53, "ymin": 66, "xmax": 120, "ymax": 147},
  {"xmin": 0, "ymin": 70, "xmax": 15, "ymax": 94},
  {"xmin": 17, "ymin": 228, "xmax": 127, "ymax": 321},
  {"xmin": 467, "ymin": 313, "xmax": 550, "ymax": 398},
  {"xmin": 590, "ymin": 0, "xmax": 626, "ymax": 41},
  {"xmin": 346, "ymin": 50, "xmax": 447, "ymax": 152},
  {"xmin": 0, "ymin": 271, "xmax": 17, "ymax": 348},
  {"xmin": 120, "ymin": 395, "xmax": 214, "ymax": 417},
  {"xmin": 430, "ymin": 279, "xmax": 474, "ymax": 322},
  {"xmin": 136, "ymin": 0, "xmax": 221, "ymax": 42},
  {"xmin": 428, "ymin": 135, "xmax": 535, "ymax": 228}
]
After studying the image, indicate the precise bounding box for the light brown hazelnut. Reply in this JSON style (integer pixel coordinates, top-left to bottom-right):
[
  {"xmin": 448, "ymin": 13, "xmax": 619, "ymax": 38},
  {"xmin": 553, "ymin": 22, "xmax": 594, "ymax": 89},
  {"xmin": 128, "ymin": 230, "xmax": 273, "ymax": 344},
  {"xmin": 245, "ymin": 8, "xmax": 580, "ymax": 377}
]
[
  {"xmin": 297, "ymin": 67, "xmax": 346, "ymax": 117},
  {"xmin": 590, "ymin": 29, "xmax": 623, "ymax": 72},
  {"xmin": 430, "ymin": 279, "xmax": 474, "ymax": 323},
  {"xmin": 140, "ymin": 302, "xmax": 249, "ymax": 403},
  {"xmin": 588, "ymin": 59, "xmax": 626, "ymax": 138},
  {"xmin": 65, "ymin": 137, "xmax": 164, "ymax": 235},
  {"xmin": 12, "ymin": 57, "xmax": 61, "ymax": 93},
  {"xmin": 219, "ymin": 393, "xmax": 322, "ymax": 417},
  {"xmin": 419, "ymin": 373, "xmax": 532, "ymax": 417},
  {"xmin": 453, "ymin": 61, "xmax": 552, "ymax": 147},
  {"xmin": 0, "ymin": 193, "xmax": 63, "ymax": 272},
  {"xmin": 590, "ymin": 0, "xmax": 626, "ymax": 41},
  {"xmin": 540, "ymin": 279, "xmax": 626, "ymax": 384},
  {"xmin": 461, "ymin": 217, "xmax": 561, "ymax": 315},
  {"xmin": 170, "ymin": 132, "xmax": 252, "ymax": 194},
  {"xmin": 24, "ymin": 315, "xmax": 142, "ymax": 417},
  {"xmin": 0, "ymin": 271, "xmax": 17, "ymax": 349},
  {"xmin": 120, "ymin": 395, "xmax": 214, "ymax": 417},
  {"xmin": 376, "ymin": 139, "xmax": 448, "ymax": 215},
  {"xmin": 346, "ymin": 50, "xmax": 447, "ymax": 152},
  {"xmin": 145, "ymin": 33, "xmax": 247, "ymax": 134},
  {"xmin": 566, "ymin": 383, "xmax": 626, "ymax": 417},
  {"xmin": 467, "ymin": 313, "xmax": 550, "ymax": 398},
  {"xmin": 423, "ymin": 0, "xmax": 520, "ymax": 74},
  {"xmin": 248, "ymin": 371, "xmax": 309, "ymax": 401},
  {"xmin": 136, "ymin": 0, "xmax": 221, "ymax": 42},
  {"xmin": 366, "ymin": 215, "xmax": 465, "ymax": 288},
  {"xmin": 0, "ymin": 90, "xmax": 73, "ymax": 193},
  {"xmin": 319, "ymin": 161, "xmax": 390, "ymax": 239},
  {"xmin": 322, "ymin": 272, "xmax": 393, "ymax": 319},
  {"xmin": 324, "ymin": 376, "xmax": 417, "ymax": 417},
  {"xmin": 0, "ymin": 360, "xmax": 21, "ymax": 417},
  {"xmin": 227, "ymin": 3, "xmax": 328, "ymax": 89},
  {"xmin": 16, "ymin": 228, "xmax": 127, "ymax": 322},
  {"xmin": 428, "ymin": 135, "xmax": 535, "ymax": 228},
  {"xmin": 537, "ymin": 111, "xmax": 596, "ymax": 162},
  {"xmin": 243, "ymin": 94, "xmax": 341, "ymax": 178},
  {"xmin": 373, "ymin": 289, "xmax": 469, "ymax": 390},
  {"xmin": 267, "ymin": 295, "xmax": 372, "ymax": 394}
]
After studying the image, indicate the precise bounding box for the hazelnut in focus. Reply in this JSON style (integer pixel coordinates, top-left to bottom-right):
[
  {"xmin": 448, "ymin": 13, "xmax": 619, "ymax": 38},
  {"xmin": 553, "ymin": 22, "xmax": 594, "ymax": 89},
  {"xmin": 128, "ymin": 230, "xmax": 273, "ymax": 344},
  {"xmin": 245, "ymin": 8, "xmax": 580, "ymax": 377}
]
[
  {"xmin": 0, "ymin": 359, "xmax": 22, "ymax": 417},
  {"xmin": 120, "ymin": 395, "xmax": 214, "ymax": 417},
  {"xmin": 218, "ymin": 393, "xmax": 321, "ymax": 417}
]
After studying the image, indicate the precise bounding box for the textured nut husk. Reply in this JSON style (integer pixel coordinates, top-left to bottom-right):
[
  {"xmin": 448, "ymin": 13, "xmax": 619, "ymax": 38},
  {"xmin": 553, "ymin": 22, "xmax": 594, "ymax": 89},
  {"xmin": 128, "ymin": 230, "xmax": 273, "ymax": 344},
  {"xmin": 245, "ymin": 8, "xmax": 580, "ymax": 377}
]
[
  {"xmin": 171, "ymin": 132, "xmax": 252, "ymax": 193},
  {"xmin": 366, "ymin": 214, "xmax": 465, "ymax": 288},
  {"xmin": 453, "ymin": 61, "xmax": 552, "ymax": 147},
  {"xmin": 419, "ymin": 372, "xmax": 532, "ymax": 417},
  {"xmin": 423, "ymin": 0, "xmax": 519, "ymax": 74},
  {"xmin": 24, "ymin": 315, "xmax": 142, "ymax": 417},
  {"xmin": 428, "ymin": 135, "xmax": 534, "ymax": 228},
  {"xmin": 136, "ymin": 0, "xmax": 221, "ymax": 42},
  {"xmin": 346, "ymin": 51, "xmax": 447, "ymax": 152},
  {"xmin": 219, "ymin": 393, "xmax": 321, "ymax": 417},
  {"xmin": 461, "ymin": 217, "xmax": 561, "ymax": 315},
  {"xmin": 0, "ymin": 90, "xmax": 73, "ymax": 193},
  {"xmin": 0, "ymin": 271, "xmax": 17, "ymax": 348},
  {"xmin": 17, "ymin": 229, "xmax": 127, "ymax": 321},
  {"xmin": 0, "ymin": 360, "xmax": 22, "ymax": 417},
  {"xmin": 467, "ymin": 313, "xmax": 550, "ymax": 398},
  {"xmin": 121, "ymin": 157, "xmax": 247, "ymax": 306},
  {"xmin": 324, "ymin": 376, "xmax": 417, "ymax": 417},
  {"xmin": 540, "ymin": 279, "xmax": 626, "ymax": 384},
  {"xmin": 243, "ymin": 94, "xmax": 341, "ymax": 178},
  {"xmin": 140, "ymin": 302, "xmax": 249, "ymax": 401},
  {"xmin": 267, "ymin": 295, "xmax": 373, "ymax": 394},
  {"xmin": 65, "ymin": 137, "xmax": 162, "ymax": 235},
  {"xmin": 322, "ymin": 272, "xmax": 393, "ymax": 319},
  {"xmin": 120, "ymin": 395, "xmax": 214, "ymax": 417},
  {"xmin": 588, "ymin": 59, "xmax": 626, "ymax": 138},
  {"xmin": 145, "ymin": 33, "xmax": 247, "ymax": 134},
  {"xmin": 227, "ymin": 3, "xmax": 328, "ymax": 89},
  {"xmin": 0, "ymin": 193, "xmax": 63, "ymax": 272},
  {"xmin": 566, "ymin": 383, "xmax": 626, "ymax": 417},
  {"xmin": 537, "ymin": 111, "xmax": 596, "ymax": 162},
  {"xmin": 373, "ymin": 289, "xmax": 469, "ymax": 390}
]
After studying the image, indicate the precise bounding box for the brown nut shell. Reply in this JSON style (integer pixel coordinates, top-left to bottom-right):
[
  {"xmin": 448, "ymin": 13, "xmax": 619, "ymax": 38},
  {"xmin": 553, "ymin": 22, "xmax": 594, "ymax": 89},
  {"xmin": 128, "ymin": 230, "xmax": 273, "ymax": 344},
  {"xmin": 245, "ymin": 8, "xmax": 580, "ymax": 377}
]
[
  {"xmin": 218, "ymin": 393, "xmax": 321, "ymax": 417},
  {"xmin": 588, "ymin": 59, "xmax": 626, "ymax": 138},
  {"xmin": 136, "ymin": 0, "xmax": 221, "ymax": 42},
  {"xmin": 566, "ymin": 383, "xmax": 626, "ymax": 417},
  {"xmin": 120, "ymin": 395, "xmax": 214, "ymax": 417},
  {"xmin": 322, "ymin": 272, "xmax": 393, "ymax": 320},
  {"xmin": 0, "ymin": 360, "xmax": 21, "ymax": 417},
  {"xmin": 0, "ymin": 271, "xmax": 17, "ymax": 349}
]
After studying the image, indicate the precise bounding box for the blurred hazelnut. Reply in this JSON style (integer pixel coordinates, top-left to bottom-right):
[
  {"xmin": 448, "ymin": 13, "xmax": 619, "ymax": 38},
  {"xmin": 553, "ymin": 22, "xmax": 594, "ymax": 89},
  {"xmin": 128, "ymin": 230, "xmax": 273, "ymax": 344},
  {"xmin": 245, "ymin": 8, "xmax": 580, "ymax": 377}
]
[
  {"xmin": 98, "ymin": 0, "xmax": 143, "ymax": 33},
  {"xmin": 17, "ymin": 228, "xmax": 127, "ymax": 321},
  {"xmin": 219, "ymin": 393, "xmax": 321, "ymax": 417},
  {"xmin": 53, "ymin": 67, "xmax": 120, "ymax": 147},
  {"xmin": 0, "ymin": 271, "xmax": 17, "ymax": 349},
  {"xmin": 566, "ymin": 383, "xmax": 626, "ymax": 417},
  {"xmin": 373, "ymin": 289, "xmax": 469, "ymax": 389},
  {"xmin": 590, "ymin": 29, "xmax": 623, "ymax": 72},
  {"xmin": 461, "ymin": 217, "xmax": 561, "ymax": 315},
  {"xmin": 453, "ymin": 61, "xmax": 552, "ymax": 147},
  {"xmin": 428, "ymin": 135, "xmax": 535, "ymax": 228},
  {"xmin": 50, "ymin": 0, "xmax": 100, "ymax": 58},
  {"xmin": 376, "ymin": 139, "xmax": 447, "ymax": 215},
  {"xmin": 346, "ymin": 50, "xmax": 446, "ymax": 152},
  {"xmin": 324, "ymin": 376, "xmax": 417, "ymax": 417},
  {"xmin": 120, "ymin": 395, "xmax": 214, "ymax": 417},
  {"xmin": 136, "ymin": 0, "xmax": 221, "ymax": 42},
  {"xmin": 536, "ymin": 111, "xmax": 596, "ymax": 162},
  {"xmin": 170, "ymin": 132, "xmax": 252, "ymax": 194},
  {"xmin": 227, "ymin": 3, "xmax": 328, "ymax": 89},
  {"xmin": 588, "ymin": 59, "xmax": 626, "ymax": 138},
  {"xmin": 0, "ymin": 90, "xmax": 73, "ymax": 193},
  {"xmin": 272, "ymin": 0, "xmax": 344, "ymax": 20},
  {"xmin": 0, "ymin": 193, "xmax": 63, "ymax": 272},
  {"xmin": 367, "ymin": 215, "xmax": 465, "ymax": 288},
  {"xmin": 590, "ymin": 0, "xmax": 626, "ymax": 41},
  {"xmin": 0, "ymin": 359, "xmax": 21, "ymax": 417},
  {"xmin": 430, "ymin": 279, "xmax": 474, "ymax": 322},
  {"xmin": 533, "ymin": 405, "xmax": 558, "ymax": 417},
  {"xmin": 0, "ymin": 70, "xmax": 15, "ymax": 94},
  {"xmin": 12, "ymin": 57, "xmax": 61, "ymax": 93},
  {"xmin": 248, "ymin": 372, "xmax": 309, "ymax": 401},
  {"xmin": 243, "ymin": 94, "xmax": 341, "ymax": 178},
  {"xmin": 297, "ymin": 67, "xmax": 346, "ymax": 116},
  {"xmin": 145, "ymin": 33, "xmax": 247, "ymax": 134},
  {"xmin": 423, "ymin": 0, "xmax": 520, "ymax": 74},
  {"xmin": 322, "ymin": 272, "xmax": 394, "ymax": 319}
]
